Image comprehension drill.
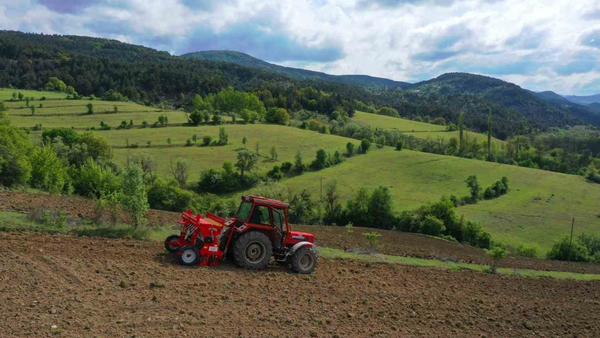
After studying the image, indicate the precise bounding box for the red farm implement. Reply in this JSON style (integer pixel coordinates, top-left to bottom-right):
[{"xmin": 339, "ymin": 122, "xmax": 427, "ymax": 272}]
[{"xmin": 164, "ymin": 195, "xmax": 317, "ymax": 274}]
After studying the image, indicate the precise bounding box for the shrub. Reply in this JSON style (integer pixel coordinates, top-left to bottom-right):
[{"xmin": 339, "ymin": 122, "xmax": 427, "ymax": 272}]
[
  {"xmin": 293, "ymin": 151, "xmax": 305, "ymax": 174},
  {"xmin": 368, "ymin": 186, "xmax": 395, "ymax": 230},
  {"xmin": 29, "ymin": 144, "xmax": 69, "ymax": 193},
  {"xmin": 547, "ymin": 236, "xmax": 590, "ymax": 262},
  {"xmin": 396, "ymin": 141, "xmax": 403, "ymax": 151},
  {"xmin": 120, "ymin": 164, "xmax": 149, "ymax": 227},
  {"xmin": 280, "ymin": 161, "xmax": 293, "ymax": 173},
  {"xmin": 218, "ymin": 127, "xmax": 228, "ymax": 145},
  {"xmin": 311, "ymin": 149, "xmax": 328, "ymax": 170},
  {"xmin": 465, "ymin": 175, "xmax": 481, "ymax": 201},
  {"xmin": 0, "ymin": 124, "xmax": 32, "ymax": 187},
  {"xmin": 485, "ymin": 246, "xmax": 508, "ymax": 273},
  {"xmin": 73, "ymin": 158, "xmax": 121, "ymax": 198},
  {"xmin": 202, "ymin": 136, "xmax": 212, "ymax": 146},
  {"xmin": 42, "ymin": 128, "xmax": 79, "ymax": 146},
  {"xmin": 421, "ymin": 216, "xmax": 446, "ymax": 236},
  {"xmin": 396, "ymin": 210, "xmax": 417, "ymax": 232},
  {"xmin": 346, "ymin": 142, "xmax": 355, "ymax": 156},
  {"xmin": 186, "ymin": 139, "xmax": 193, "ymax": 146},
  {"xmin": 267, "ymin": 165, "xmax": 283, "ymax": 181},
  {"xmin": 363, "ymin": 232, "xmax": 382, "ymax": 250},
  {"xmin": 514, "ymin": 244, "xmax": 539, "ymax": 258},
  {"xmin": 148, "ymin": 179, "xmax": 200, "ymax": 212},
  {"xmin": 360, "ymin": 139, "xmax": 371, "ymax": 153}
]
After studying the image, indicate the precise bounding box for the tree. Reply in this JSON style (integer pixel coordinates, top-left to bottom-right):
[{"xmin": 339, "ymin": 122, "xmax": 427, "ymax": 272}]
[
  {"xmin": 346, "ymin": 142, "xmax": 355, "ymax": 156},
  {"xmin": 12, "ymin": 92, "xmax": 17, "ymax": 100},
  {"xmin": 192, "ymin": 134, "xmax": 198, "ymax": 144},
  {"xmin": 465, "ymin": 175, "xmax": 481, "ymax": 201},
  {"xmin": 0, "ymin": 102, "xmax": 7, "ymax": 112},
  {"xmin": 396, "ymin": 141, "xmax": 403, "ymax": 151},
  {"xmin": 30, "ymin": 106, "xmax": 35, "ymax": 115},
  {"xmin": 121, "ymin": 164, "xmax": 149, "ymax": 227},
  {"xmin": 266, "ymin": 107, "xmax": 290, "ymax": 125},
  {"xmin": 270, "ymin": 146, "xmax": 278, "ymax": 160},
  {"xmin": 421, "ymin": 216, "xmax": 446, "ymax": 236},
  {"xmin": 235, "ymin": 150, "xmax": 258, "ymax": 182},
  {"xmin": 255, "ymin": 142, "xmax": 260, "ymax": 155},
  {"xmin": 368, "ymin": 186, "xmax": 395, "ymax": 229},
  {"xmin": 345, "ymin": 187, "xmax": 371, "ymax": 226},
  {"xmin": 114, "ymin": 105, "xmax": 118, "ymax": 114},
  {"xmin": 458, "ymin": 112, "xmax": 465, "ymax": 154},
  {"xmin": 25, "ymin": 97, "xmax": 30, "ymax": 107},
  {"xmin": 294, "ymin": 150, "xmax": 305, "ymax": 173},
  {"xmin": 487, "ymin": 108, "xmax": 492, "ymax": 160},
  {"xmin": 86, "ymin": 103, "xmax": 94, "ymax": 115},
  {"xmin": 313, "ymin": 149, "xmax": 327, "ymax": 170},
  {"xmin": 360, "ymin": 139, "xmax": 371, "ymax": 153},
  {"xmin": 242, "ymin": 136, "xmax": 247, "ymax": 149},
  {"xmin": 485, "ymin": 246, "xmax": 508, "ymax": 273},
  {"xmin": 30, "ymin": 144, "xmax": 68, "ymax": 193},
  {"xmin": 18, "ymin": 92, "xmax": 24, "ymax": 101},
  {"xmin": 0, "ymin": 123, "xmax": 32, "ymax": 187},
  {"xmin": 218, "ymin": 127, "xmax": 228, "ymax": 145},
  {"xmin": 169, "ymin": 158, "xmax": 190, "ymax": 189},
  {"xmin": 189, "ymin": 110, "xmax": 203, "ymax": 125},
  {"xmin": 203, "ymin": 136, "xmax": 212, "ymax": 146},
  {"xmin": 167, "ymin": 138, "xmax": 172, "ymax": 146},
  {"xmin": 202, "ymin": 110, "xmax": 211, "ymax": 123},
  {"xmin": 324, "ymin": 180, "xmax": 342, "ymax": 225}
]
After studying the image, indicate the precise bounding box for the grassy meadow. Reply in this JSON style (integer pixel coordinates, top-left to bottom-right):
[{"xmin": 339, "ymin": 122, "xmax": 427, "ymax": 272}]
[
  {"xmin": 4, "ymin": 89, "xmax": 599, "ymax": 253},
  {"xmin": 244, "ymin": 147, "xmax": 600, "ymax": 253},
  {"xmin": 353, "ymin": 111, "xmax": 504, "ymax": 144}
]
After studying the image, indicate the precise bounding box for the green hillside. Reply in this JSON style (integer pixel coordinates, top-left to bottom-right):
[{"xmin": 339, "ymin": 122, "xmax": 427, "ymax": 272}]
[{"xmin": 244, "ymin": 147, "xmax": 600, "ymax": 253}]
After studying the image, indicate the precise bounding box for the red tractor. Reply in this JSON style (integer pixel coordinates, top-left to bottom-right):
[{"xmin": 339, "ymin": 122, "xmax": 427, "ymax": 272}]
[{"xmin": 164, "ymin": 195, "xmax": 318, "ymax": 274}]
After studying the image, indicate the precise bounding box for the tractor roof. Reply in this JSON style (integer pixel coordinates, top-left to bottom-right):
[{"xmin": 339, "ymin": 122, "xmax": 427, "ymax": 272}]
[{"xmin": 243, "ymin": 195, "xmax": 289, "ymax": 209}]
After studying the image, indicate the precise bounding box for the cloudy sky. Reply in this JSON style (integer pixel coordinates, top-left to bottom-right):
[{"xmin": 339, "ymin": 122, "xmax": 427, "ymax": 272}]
[{"xmin": 1, "ymin": 0, "xmax": 599, "ymax": 95}]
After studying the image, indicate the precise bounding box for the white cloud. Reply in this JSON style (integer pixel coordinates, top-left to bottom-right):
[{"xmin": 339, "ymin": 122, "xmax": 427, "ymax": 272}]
[{"xmin": 1, "ymin": 0, "xmax": 599, "ymax": 94}]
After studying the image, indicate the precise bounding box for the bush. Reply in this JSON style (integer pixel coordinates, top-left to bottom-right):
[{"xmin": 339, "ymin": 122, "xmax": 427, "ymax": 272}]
[
  {"xmin": 395, "ymin": 141, "xmax": 402, "ymax": 151},
  {"xmin": 148, "ymin": 179, "xmax": 200, "ymax": 212},
  {"xmin": 42, "ymin": 128, "xmax": 79, "ymax": 146},
  {"xmin": 360, "ymin": 139, "xmax": 371, "ymax": 153},
  {"xmin": 0, "ymin": 124, "xmax": 33, "ymax": 187},
  {"xmin": 363, "ymin": 232, "xmax": 382, "ymax": 250},
  {"xmin": 514, "ymin": 244, "xmax": 539, "ymax": 258},
  {"xmin": 29, "ymin": 144, "xmax": 69, "ymax": 193},
  {"xmin": 311, "ymin": 149, "xmax": 328, "ymax": 170},
  {"xmin": 120, "ymin": 164, "xmax": 149, "ymax": 227},
  {"xmin": 346, "ymin": 142, "xmax": 355, "ymax": 156},
  {"xmin": 73, "ymin": 158, "xmax": 121, "ymax": 198},
  {"xmin": 547, "ymin": 236, "xmax": 590, "ymax": 262},
  {"xmin": 485, "ymin": 246, "xmax": 508, "ymax": 273},
  {"xmin": 396, "ymin": 210, "xmax": 417, "ymax": 232},
  {"xmin": 421, "ymin": 216, "xmax": 446, "ymax": 236},
  {"xmin": 267, "ymin": 165, "xmax": 283, "ymax": 181},
  {"xmin": 280, "ymin": 161, "xmax": 293, "ymax": 173}
]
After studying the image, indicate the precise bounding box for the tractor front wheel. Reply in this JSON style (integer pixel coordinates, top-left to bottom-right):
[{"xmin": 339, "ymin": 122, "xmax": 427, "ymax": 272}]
[
  {"xmin": 233, "ymin": 232, "xmax": 273, "ymax": 270},
  {"xmin": 179, "ymin": 246, "xmax": 200, "ymax": 266},
  {"xmin": 165, "ymin": 235, "xmax": 180, "ymax": 253},
  {"xmin": 291, "ymin": 247, "xmax": 317, "ymax": 274}
]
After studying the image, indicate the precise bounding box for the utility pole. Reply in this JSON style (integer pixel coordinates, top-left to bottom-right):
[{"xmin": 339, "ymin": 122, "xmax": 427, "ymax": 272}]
[
  {"xmin": 320, "ymin": 177, "xmax": 323, "ymax": 202},
  {"xmin": 568, "ymin": 218, "xmax": 575, "ymax": 262}
]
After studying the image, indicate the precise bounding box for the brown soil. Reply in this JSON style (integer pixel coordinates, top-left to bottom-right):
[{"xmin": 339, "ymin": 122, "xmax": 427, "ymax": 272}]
[
  {"xmin": 1, "ymin": 232, "xmax": 600, "ymax": 338},
  {"xmin": 2, "ymin": 190, "xmax": 600, "ymax": 274}
]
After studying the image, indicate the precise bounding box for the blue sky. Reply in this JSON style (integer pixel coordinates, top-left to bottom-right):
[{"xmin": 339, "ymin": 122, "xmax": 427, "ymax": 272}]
[{"xmin": 0, "ymin": 0, "xmax": 599, "ymax": 95}]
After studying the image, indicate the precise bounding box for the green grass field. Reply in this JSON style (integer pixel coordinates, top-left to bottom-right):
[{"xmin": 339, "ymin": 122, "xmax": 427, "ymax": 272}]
[
  {"xmin": 0, "ymin": 88, "xmax": 70, "ymax": 101},
  {"xmin": 102, "ymin": 124, "xmax": 353, "ymax": 179},
  {"xmin": 353, "ymin": 111, "xmax": 503, "ymax": 144},
  {"xmin": 243, "ymin": 147, "xmax": 600, "ymax": 253}
]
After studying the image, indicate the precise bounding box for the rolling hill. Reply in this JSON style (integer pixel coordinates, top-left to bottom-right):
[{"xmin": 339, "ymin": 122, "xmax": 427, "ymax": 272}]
[{"xmin": 181, "ymin": 50, "xmax": 411, "ymax": 90}]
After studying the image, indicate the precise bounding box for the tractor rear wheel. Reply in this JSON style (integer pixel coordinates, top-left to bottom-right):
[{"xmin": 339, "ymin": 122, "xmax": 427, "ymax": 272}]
[
  {"xmin": 233, "ymin": 232, "xmax": 272, "ymax": 270},
  {"xmin": 291, "ymin": 247, "xmax": 317, "ymax": 274},
  {"xmin": 165, "ymin": 235, "xmax": 180, "ymax": 253},
  {"xmin": 179, "ymin": 246, "xmax": 200, "ymax": 266}
]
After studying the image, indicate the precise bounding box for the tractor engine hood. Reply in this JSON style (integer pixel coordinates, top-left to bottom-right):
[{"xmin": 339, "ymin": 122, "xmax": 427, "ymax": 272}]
[{"xmin": 288, "ymin": 231, "xmax": 315, "ymax": 244}]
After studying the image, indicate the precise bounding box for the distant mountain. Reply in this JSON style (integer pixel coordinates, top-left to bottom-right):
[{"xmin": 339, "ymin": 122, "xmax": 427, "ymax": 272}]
[
  {"xmin": 531, "ymin": 91, "xmax": 571, "ymax": 105},
  {"xmin": 409, "ymin": 73, "xmax": 600, "ymax": 128},
  {"xmin": 590, "ymin": 102, "xmax": 600, "ymax": 112},
  {"xmin": 564, "ymin": 94, "xmax": 600, "ymax": 105},
  {"xmin": 181, "ymin": 50, "xmax": 412, "ymax": 90}
]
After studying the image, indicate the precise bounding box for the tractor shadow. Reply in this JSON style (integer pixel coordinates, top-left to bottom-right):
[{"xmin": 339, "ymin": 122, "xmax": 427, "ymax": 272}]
[{"xmin": 153, "ymin": 252, "xmax": 296, "ymax": 274}]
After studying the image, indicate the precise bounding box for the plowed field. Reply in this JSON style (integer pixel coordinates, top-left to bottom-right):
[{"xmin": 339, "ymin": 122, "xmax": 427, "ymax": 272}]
[
  {"xmin": 1, "ymin": 232, "xmax": 600, "ymax": 338},
  {"xmin": 2, "ymin": 190, "xmax": 600, "ymax": 275}
]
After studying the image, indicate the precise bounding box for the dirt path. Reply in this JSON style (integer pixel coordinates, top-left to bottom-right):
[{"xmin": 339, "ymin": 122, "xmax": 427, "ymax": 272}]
[
  {"xmin": 1, "ymin": 232, "xmax": 599, "ymax": 338},
  {"xmin": 2, "ymin": 190, "xmax": 600, "ymax": 274}
]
